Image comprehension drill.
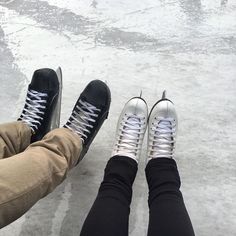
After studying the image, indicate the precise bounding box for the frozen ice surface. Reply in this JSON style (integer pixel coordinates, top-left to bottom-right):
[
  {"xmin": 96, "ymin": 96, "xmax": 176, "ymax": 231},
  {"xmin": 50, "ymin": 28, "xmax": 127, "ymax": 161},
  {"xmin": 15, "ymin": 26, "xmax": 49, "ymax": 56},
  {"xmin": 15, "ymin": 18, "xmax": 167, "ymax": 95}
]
[{"xmin": 0, "ymin": 0, "xmax": 236, "ymax": 235}]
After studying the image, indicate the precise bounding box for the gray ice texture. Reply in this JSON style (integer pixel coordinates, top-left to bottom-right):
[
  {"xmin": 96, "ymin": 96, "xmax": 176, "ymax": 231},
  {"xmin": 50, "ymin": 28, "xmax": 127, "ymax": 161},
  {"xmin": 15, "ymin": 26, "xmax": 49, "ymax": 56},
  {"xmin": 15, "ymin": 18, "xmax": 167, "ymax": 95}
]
[{"xmin": 0, "ymin": 0, "xmax": 236, "ymax": 235}]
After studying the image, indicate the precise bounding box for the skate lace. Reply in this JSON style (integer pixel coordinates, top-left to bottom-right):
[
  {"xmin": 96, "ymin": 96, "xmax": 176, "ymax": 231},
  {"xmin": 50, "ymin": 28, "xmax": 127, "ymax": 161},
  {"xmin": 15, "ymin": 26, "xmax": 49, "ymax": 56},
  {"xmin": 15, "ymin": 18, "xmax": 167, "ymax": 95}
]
[
  {"xmin": 64, "ymin": 100, "xmax": 101, "ymax": 142},
  {"xmin": 19, "ymin": 89, "xmax": 48, "ymax": 132},
  {"xmin": 114, "ymin": 114, "xmax": 146, "ymax": 157},
  {"xmin": 148, "ymin": 117, "xmax": 176, "ymax": 159}
]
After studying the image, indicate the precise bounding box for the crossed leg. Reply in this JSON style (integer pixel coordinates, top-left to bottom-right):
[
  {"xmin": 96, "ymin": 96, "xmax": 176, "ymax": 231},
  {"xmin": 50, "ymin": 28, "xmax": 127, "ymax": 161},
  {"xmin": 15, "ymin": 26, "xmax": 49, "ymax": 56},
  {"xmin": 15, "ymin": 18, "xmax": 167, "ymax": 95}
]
[{"xmin": 0, "ymin": 122, "xmax": 82, "ymax": 228}]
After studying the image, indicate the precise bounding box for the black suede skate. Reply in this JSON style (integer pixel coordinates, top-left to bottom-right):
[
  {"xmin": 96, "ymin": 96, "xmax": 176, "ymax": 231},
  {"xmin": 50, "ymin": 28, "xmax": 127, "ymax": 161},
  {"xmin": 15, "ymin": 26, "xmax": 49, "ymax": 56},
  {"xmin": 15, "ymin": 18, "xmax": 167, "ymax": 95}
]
[
  {"xmin": 64, "ymin": 80, "xmax": 111, "ymax": 164},
  {"xmin": 18, "ymin": 68, "xmax": 60, "ymax": 142}
]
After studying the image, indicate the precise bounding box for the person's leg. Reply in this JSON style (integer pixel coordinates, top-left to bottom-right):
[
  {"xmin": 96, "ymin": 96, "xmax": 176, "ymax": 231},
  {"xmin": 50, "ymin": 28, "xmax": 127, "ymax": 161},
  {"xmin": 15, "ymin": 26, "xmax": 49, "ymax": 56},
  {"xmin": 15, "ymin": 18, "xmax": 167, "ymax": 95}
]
[
  {"xmin": 146, "ymin": 91, "xmax": 195, "ymax": 236},
  {"xmin": 0, "ymin": 79, "xmax": 111, "ymax": 228},
  {"xmin": 80, "ymin": 156, "xmax": 137, "ymax": 236},
  {"xmin": 0, "ymin": 122, "xmax": 31, "ymax": 159},
  {"xmin": 0, "ymin": 128, "xmax": 82, "ymax": 228},
  {"xmin": 146, "ymin": 158, "xmax": 195, "ymax": 236},
  {"xmin": 80, "ymin": 97, "xmax": 148, "ymax": 236}
]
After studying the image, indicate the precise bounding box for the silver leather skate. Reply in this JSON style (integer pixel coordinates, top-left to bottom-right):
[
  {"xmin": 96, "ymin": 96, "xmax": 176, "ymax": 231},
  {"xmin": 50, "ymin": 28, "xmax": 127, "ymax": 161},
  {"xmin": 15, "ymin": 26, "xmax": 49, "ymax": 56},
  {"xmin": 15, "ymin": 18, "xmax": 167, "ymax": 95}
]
[
  {"xmin": 112, "ymin": 97, "xmax": 148, "ymax": 162},
  {"xmin": 147, "ymin": 91, "xmax": 178, "ymax": 161}
]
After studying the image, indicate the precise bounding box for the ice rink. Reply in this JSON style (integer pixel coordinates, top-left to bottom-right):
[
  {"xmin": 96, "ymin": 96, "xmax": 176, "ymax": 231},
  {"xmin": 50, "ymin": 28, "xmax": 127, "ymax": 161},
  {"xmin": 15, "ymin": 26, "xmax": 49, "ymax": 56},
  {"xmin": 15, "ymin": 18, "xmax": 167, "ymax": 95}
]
[{"xmin": 0, "ymin": 0, "xmax": 236, "ymax": 235}]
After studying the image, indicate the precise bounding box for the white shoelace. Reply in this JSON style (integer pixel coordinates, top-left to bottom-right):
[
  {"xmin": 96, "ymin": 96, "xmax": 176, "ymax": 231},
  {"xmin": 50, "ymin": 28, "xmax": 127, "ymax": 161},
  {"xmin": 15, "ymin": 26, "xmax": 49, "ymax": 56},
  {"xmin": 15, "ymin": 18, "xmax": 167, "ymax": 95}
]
[
  {"xmin": 64, "ymin": 100, "xmax": 101, "ymax": 142},
  {"xmin": 114, "ymin": 114, "xmax": 146, "ymax": 158},
  {"xmin": 20, "ymin": 89, "xmax": 48, "ymax": 131},
  {"xmin": 149, "ymin": 117, "xmax": 176, "ymax": 159}
]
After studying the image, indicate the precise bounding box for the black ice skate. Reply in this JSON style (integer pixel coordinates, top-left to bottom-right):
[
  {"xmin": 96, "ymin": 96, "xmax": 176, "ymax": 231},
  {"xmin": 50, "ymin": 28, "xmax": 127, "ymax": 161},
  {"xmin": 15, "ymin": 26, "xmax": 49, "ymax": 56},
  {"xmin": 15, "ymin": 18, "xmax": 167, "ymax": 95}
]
[
  {"xmin": 18, "ymin": 68, "xmax": 62, "ymax": 142},
  {"xmin": 64, "ymin": 80, "xmax": 111, "ymax": 164}
]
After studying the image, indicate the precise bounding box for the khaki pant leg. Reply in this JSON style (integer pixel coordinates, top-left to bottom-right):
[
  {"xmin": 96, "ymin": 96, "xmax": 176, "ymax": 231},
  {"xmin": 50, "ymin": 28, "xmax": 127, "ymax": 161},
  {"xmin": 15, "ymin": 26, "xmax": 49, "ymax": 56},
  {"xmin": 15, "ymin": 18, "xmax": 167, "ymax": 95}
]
[
  {"xmin": 0, "ymin": 128, "xmax": 82, "ymax": 228},
  {"xmin": 0, "ymin": 121, "xmax": 31, "ymax": 159}
]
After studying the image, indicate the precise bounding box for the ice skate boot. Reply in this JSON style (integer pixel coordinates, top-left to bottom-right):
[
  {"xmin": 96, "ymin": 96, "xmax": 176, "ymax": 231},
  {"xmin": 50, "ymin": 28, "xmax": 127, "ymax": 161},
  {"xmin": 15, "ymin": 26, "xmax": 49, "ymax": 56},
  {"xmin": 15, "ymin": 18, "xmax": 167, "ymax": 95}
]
[
  {"xmin": 64, "ymin": 80, "xmax": 111, "ymax": 163},
  {"xmin": 19, "ymin": 68, "xmax": 61, "ymax": 142},
  {"xmin": 147, "ymin": 91, "xmax": 178, "ymax": 161},
  {"xmin": 112, "ymin": 96, "xmax": 148, "ymax": 163}
]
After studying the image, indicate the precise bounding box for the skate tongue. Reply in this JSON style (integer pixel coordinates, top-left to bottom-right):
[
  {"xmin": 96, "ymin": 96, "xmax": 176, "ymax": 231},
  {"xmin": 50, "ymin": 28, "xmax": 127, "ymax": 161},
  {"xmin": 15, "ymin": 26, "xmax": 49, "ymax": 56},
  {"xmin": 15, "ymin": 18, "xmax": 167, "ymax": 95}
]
[
  {"xmin": 28, "ymin": 83, "xmax": 47, "ymax": 93},
  {"xmin": 119, "ymin": 116, "xmax": 140, "ymax": 155},
  {"xmin": 159, "ymin": 120, "xmax": 172, "ymax": 138},
  {"xmin": 124, "ymin": 116, "xmax": 140, "ymax": 139},
  {"xmin": 152, "ymin": 119, "xmax": 173, "ymax": 157}
]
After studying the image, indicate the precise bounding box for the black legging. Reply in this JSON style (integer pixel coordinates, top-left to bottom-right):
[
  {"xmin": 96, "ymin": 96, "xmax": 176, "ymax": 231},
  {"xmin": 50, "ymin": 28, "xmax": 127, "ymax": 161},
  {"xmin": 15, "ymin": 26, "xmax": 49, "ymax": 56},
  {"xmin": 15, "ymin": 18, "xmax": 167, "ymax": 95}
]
[{"xmin": 80, "ymin": 156, "xmax": 195, "ymax": 236}]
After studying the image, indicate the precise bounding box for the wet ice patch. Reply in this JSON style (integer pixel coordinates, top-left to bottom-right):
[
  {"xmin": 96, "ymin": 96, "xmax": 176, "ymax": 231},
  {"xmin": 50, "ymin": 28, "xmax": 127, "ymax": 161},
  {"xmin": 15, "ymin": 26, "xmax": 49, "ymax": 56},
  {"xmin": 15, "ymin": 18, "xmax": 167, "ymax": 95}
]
[
  {"xmin": 45, "ymin": 0, "xmax": 186, "ymax": 38},
  {"xmin": 0, "ymin": 5, "xmax": 91, "ymax": 120},
  {"xmin": 0, "ymin": 6, "xmax": 81, "ymax": 76},
  {"xmin": 0, "ymin": 0, "xmax": 16, "ymax": 4},
  {"xmin": 51, "ymin": 183, "xmax": 72, "ymax": 236}
]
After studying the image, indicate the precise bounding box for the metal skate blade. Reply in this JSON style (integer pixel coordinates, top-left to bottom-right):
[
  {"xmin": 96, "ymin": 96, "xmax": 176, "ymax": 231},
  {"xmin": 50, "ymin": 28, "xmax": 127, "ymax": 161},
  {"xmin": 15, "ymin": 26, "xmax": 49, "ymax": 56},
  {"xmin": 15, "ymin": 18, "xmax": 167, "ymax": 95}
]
[
  {"xmin": 139, "ymin": 90, "xmax": 143, "ymax": 98},
  {"xmin": 50, "ymin": 67, "xmax": 63, "ymax": 130},
  {"xmin": 162, "ymin": 90, "xmax": 167, "ymax": 99}
]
